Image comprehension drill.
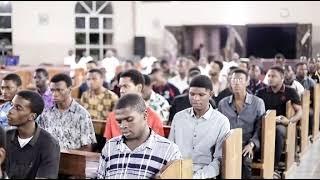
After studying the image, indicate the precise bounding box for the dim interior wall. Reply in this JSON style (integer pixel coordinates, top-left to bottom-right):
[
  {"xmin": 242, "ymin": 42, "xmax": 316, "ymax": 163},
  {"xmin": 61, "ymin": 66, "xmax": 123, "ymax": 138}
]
[
  {"xmin": 11, "ymin": 1, "xmax": 134, "ymax": 65},
  {"xmin": 135, "ymin": 1, "xmax": 320, "ymax": 58}
]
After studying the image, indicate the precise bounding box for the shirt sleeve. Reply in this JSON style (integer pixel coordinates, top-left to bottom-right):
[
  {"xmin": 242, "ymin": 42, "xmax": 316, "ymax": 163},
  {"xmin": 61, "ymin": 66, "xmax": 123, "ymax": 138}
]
[
  {"xmin": 193, "ymin": 116, "xmax": 230, "ymax": 179},
  {"xmin": 289, "ymin": 88, "xmax": 301, "ymax": 105},
  {"xmin": 80, "ymin": 112, "xmax": 97, "ymax": 146},
  {"xmin": 36, "ymin": 137, "xmax": 60, "ymax": 178},
  {"xmin": 251, "ymin": 98, "xmax": 266, "ymax": 150}
]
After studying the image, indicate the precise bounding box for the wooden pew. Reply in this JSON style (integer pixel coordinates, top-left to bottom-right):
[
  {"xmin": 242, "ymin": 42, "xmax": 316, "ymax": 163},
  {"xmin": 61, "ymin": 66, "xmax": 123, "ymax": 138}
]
[
  {"xmin": 252, "ymin": 110, "xmax": 276, "ymax": 179},
  {"xmin": 221, "ymin": 128, "xmax": 242, "ymax": 179},
  {"xmin": 92, "ymin": 119, "xmax": 106, "ymax": 136},
  {"xmin": 163, "ymin": 125, "xmax": 171, "ymax": 138},
  {"xmin": 283, "ymin": 101, "xmax": 297, "ymax": 178},
  {"xmin": 160, "ymin": 159, "xmax": 193, "ymax": 179},
  {"xmin": 71, "ymin": 85, "xmax": 80, "ymax": 100},
  {"xmin": 15, "ymin": 70, "xmax": 33, "ymax": 89},
  {"xmin": 59, "ymin": 149, "xmax": 100, "ymax": 178},
  {"xmin": 298, "ymin": 90, "xmax": 310, "ymax": 159},
  {"xmin": 312, "ymin": 84, "xmax": 320, "ymax": 141}
]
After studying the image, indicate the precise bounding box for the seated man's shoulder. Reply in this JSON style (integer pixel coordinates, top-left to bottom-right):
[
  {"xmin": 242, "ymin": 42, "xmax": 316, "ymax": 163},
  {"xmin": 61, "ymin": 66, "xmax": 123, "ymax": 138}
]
[
  {"xmin": 38, "ymin": 128, "xmax": 60, "ymax": 146},
  {"xmin": 72, "ymin": 100, "xmax": 91, "ymax": 115},
  {"xmin": 153, "ymin": 133, "xmax": 179, "ymax": 149},
  {"xmin": 212, "ymin": 109, "xmax": 229, "ymax": 123},
  {"xmin": 174, "ymin": 107, "xmax": 191, "ymax": 118}
]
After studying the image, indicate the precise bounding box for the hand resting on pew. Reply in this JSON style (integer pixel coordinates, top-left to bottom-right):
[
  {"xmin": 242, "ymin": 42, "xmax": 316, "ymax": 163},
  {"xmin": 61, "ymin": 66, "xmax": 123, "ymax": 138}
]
[{"xmin": 276, "ymin": 115, "xmax": 290, "ymax": 126}]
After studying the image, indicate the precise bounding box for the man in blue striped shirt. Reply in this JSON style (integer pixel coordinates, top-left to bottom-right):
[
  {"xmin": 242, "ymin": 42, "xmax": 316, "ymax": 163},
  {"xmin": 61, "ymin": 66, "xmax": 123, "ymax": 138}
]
[{"xmin": 97, "ymin": 94, "xmax": 182, "ymax": 179}]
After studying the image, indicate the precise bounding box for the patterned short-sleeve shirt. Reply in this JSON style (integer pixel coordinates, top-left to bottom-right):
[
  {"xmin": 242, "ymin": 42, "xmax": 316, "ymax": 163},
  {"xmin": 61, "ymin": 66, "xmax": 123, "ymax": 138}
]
[
  {"xmin": 37, "ymin": 99, "xmax": 97, "ymax": 150},
  {"xmin": 80, "ymin": 89, "xmax": 119, "ymax": 120}
]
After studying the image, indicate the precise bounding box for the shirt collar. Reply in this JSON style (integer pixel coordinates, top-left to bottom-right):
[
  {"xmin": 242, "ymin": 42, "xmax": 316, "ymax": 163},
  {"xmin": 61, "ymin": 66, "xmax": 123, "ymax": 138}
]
[
  {"xmin": 189, "ymin": 104, "xmax": 214, "ymax": 120},
  {"xmin": 11, "ymin": 123, "xmax": 41, "ymax": 147},
  {"xmin": 266, "ymin": 84, "xmax": 285, "ymax": 93},
  {"xmin": 228, "ymin": 93, "xmax": 253, "ymax": 105},
  {"xmin": 117, "ymin": 128, "xmax": 155, "ymax": 152},
  {"xmin": 52, "ymin": 99, "xmax": 77, "ymax": 113}
]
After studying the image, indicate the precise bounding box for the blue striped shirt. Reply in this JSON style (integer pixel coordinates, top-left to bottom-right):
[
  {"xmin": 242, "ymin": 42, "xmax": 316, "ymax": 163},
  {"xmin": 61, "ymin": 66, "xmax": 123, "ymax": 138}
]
[
  {"xmin": 97, "ymin": 130, "xmax": 182, "ymax": 179},
  {"xmin": 0, "ymin": 102, "xmax": 12, "ymax": 127}
]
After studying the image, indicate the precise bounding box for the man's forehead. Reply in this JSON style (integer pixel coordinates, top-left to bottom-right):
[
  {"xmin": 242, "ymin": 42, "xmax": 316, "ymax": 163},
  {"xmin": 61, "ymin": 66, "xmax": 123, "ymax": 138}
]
[
  {"xmin": 119, "ymin": 77, "xmax": 133, "ymax": 84},
  {"xmin": 50, "ymin": 81, "xmax": 67, "ymax": 87},
  {"xmin": 1, "ymin": 80, "xmax": 16, "ymax": 86},
  {"xmin": 189, "ymin": 87, "xmax": 208, "ymax": 93},
  {"xmin": 12, "ymin": 95, "xmax": 30, "ymax": 107},
  {"xmin": 115, "ymin": 107, "xmax": 136, "ymax": 116}
]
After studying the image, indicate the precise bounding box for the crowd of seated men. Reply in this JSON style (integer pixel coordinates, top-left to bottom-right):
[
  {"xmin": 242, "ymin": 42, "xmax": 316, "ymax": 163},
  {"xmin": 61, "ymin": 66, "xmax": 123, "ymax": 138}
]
[{"xmin": 0, "ymin": 51, "xmax": 319, "ymax": 179}]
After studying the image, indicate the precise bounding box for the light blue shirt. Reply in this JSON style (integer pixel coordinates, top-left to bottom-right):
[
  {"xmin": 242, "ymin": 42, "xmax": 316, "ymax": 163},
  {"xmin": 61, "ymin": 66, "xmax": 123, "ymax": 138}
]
[
  {"xmin": 0, "ymin": 101, "xmax": 12, "ymax": 127},
  {"xmin": 169, "ymin": 105, "xmax": 230, "ymax": 179}
]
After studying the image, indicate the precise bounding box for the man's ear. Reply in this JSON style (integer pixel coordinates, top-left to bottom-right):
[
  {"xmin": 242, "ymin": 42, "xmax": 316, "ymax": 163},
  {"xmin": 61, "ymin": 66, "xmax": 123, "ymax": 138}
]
[
  {"xmin": 209, "ymin": 90, "xmax": 214, "ymax": 97},
  {"xmin": 29, "ymin": 113, "xmax": 37, "ymax": 121},
  {"xmin": 137, "ymin": 84, "xmax": 143, "ymax": 93}
]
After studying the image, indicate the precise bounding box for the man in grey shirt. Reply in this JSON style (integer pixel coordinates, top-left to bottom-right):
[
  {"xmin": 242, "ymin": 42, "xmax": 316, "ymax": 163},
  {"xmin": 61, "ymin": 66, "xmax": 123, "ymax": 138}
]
[
  {"xmin": 218, "ymin": 68, "xmax": 265, "ymax": 179},
  {"xmin": 169, "ymin": 75, "xmax": 230, "ymax": 179}
]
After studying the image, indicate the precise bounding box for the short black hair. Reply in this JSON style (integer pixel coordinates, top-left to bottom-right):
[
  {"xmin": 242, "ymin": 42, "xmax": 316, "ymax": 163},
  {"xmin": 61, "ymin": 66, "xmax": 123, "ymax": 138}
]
[
  {"xmin": 189, "ymin": 75, "xmax": 213, "ymax": 91},
  {"xmin": 87, "ymin": 60, "xmax": 98, "ymax": 66},
  {"xmin": 35, "ymin": 68, "xmax": 49, "ymax": 78},
  {"xmin": 295, "ymin": 62, "xmax": 307, "ymax": 69},
  {"xmin": 50, "ymin": 73, "xmax": 72, "ymax": 87},
  {"xmin": 88, "ymin": 68, "xmax": 103, "ymax": 78},
  {"xmin": 125, "ymin": 60, "xmax": 134, "ymax": 66},
  {"xmin": 160, "ymin": 59, "xmax": 169, "ymax": 66},
  {"xmin": 143, "ymin": 74, "xmax": 151, "ymax": 86},
  {"xmin": 275, "ymin": 53, "xmax": 285, "ymax": 60},
  {"xmin": 231, "ymin": 68, "xmax": 249, "ymax": 80},
  {"xmin": 188, "ymin": 66, "xmax": 201, "ymax": 74},
  {"xmin": 269, "ymin": 65, "xmax": 285, "ymax": 76},
  {"xmin": 120, "ymin": 69, "xmax": 145, "ymax": 87},
  {"xmin": 150, "ymin": 68, "xmax": 161, "ymax": 75},
  {"xmin": 115, "ymin": 93, "xmax": 146, "ymax": 113},
  {"xmin": 3, "ymin": 73, "xmax": 22, "ymax": 87},
  {"xmin": 16, "ymin": 90, "xmax": 44, "ymax": 118},
  {"xmin": 212, "ymin": 60, "xmax": 224, "ymax": 70},
  {"xmin": 228, "ymin": 66, "xmax": 238, "ymax": 76}
]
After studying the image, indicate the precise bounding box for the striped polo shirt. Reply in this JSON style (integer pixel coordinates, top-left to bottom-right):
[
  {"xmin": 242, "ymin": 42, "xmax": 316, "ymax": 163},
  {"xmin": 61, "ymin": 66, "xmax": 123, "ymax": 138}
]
[{"xmin": 97, "ymin": 129, "xmax": 182, "ymax": 179}]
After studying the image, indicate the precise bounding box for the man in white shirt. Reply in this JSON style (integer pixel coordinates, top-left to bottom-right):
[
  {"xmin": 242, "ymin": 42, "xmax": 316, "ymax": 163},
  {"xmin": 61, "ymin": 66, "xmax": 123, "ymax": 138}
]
[
  {"xmin": 77, "ymin": 51, "xmax": 93, "ymax": 70},
  {"xmin": 221, "ymin": 52, "xmax": 240, "ymax": 78},
  {"xmin": 140, "ymin": 51, "xmax": 158, "ymax": 75},
  {"xmin": 63, "ymin": 49, "xmax": 76, "ymax": 69},
  {"xmin": 101, "ymin": 50, "xmax": 120, "ymax": 83},
  {"xmin": 284, "ymin": 65, "xmax": 304, "ymax": 98},
  {"xmin": 168, "ymin": 57, "xmax": 189, "ymax": 94}
]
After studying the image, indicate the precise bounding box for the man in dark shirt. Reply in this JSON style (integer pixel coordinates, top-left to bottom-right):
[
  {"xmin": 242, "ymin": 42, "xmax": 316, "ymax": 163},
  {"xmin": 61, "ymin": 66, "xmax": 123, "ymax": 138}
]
[
  {"xmin": 248, "ymin": 64, "xmax": 265, "ymax": 94},
  {"xmin": 256, "ymin": 66, "xmax": 302, "ymax": 178},
  {"xmin": 219, "ymin": 68, "xmax": 265, "ymax": 179},
  {"xmin": 5, "ymin": 90, "xmax": 60, "ymax": 179},
  {"xmin": 150, "ymin": 68, "xmax": 180, "ymax": 105}
]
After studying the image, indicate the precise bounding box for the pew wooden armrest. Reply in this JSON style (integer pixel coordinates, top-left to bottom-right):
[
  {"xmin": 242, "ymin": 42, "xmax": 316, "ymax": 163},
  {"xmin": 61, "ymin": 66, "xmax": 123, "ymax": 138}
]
[
  {"xmin": 252, "ymin": 110, "xmax": 276, "ymax": 179},
  {"xmin": 159, "ymin": 159, "xmax": 193, "ymax": 179},
  {"xmin": 312, "ymin": 84, "xmax": 320, "ymax": 140},
  {"xmin": 59, "ymin": 149, "xmax": 100, "ymax": 178},
  {"xmin": 92, "ymin": 119, "xmax": 106, "ymax": 136},
  {"xmin": 222, "ymin": 128, "xmax": 242, "ymax": 179}
]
